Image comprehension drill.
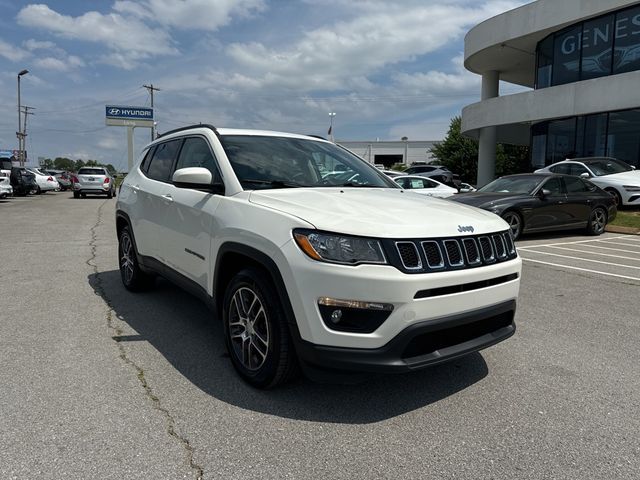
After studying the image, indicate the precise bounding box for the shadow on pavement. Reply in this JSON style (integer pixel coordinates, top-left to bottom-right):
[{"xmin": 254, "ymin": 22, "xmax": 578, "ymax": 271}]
[{"xmin": 89, "ymin": 269, "xmax": 489, "ymax": 424}]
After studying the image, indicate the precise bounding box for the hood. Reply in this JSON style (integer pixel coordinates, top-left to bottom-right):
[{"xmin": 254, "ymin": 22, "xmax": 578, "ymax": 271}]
[
  {"xmin": 450, "ymin": 192, "xmax": 527, "ymax": 208},
  {"xmin": 594, "ymin": 171, "xmax": 640, "ymax": 184},
  {"xmin": 249, "ymin": 188, "xmax": 506, "ymax": 238}
]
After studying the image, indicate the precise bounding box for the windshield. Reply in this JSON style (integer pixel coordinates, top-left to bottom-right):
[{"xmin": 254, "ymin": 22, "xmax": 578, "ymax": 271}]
[
  {"xmin": 583, "ymin": 158, "xmax": 633, "ymax": 176},
  {"xmin": 479, "ymin": 176, "xmax": 542, "ymax": 194},
  {"xmin": 219, "ymin": 135, "xmax": 398, "ymax": 189}
]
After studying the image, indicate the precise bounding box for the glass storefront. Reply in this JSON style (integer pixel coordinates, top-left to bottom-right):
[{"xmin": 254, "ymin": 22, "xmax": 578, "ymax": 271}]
[
  {"xmin": 530, "ymin": 108, "xmax": 640, "ymax": 169},
  {"xmin": 535, "ymin": 4, "xmax": 640, "ymax": 88}
]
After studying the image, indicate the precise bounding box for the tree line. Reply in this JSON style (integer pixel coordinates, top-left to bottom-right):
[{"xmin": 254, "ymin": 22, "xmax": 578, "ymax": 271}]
[
  {"xmin": 429, "ymin": 116, "xmax": 530, "ymax": 184},
  {"xmin": 39, "ymin": 157, "xmax": 117, "ymax": 175}
]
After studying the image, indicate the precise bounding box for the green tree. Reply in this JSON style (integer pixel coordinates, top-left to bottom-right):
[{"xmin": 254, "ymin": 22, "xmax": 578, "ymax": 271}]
[
  {"xmin": 53, "ymin": 157, "xmax": 75, "ymax": 171},
  {"xmin": 40, "ymin": 158, "xmax": 54, "ymax": 169},
  {"xmin": 85, "ymin": 159, "xmax": 99, "ymax": 167},
  {"xmin": 429, "ymin": 116, "xmax": 479, "ymax": 183},
  {"xmin": 104, "ymin": 164, "xmax": 117, "ymax": 175},
  {"xmin": 430, "ymin": 116, "xmax": 530, "ymax": 184},
  {"xmin": 74, "ymin": 159, "xmax": 85, "ymax": 171}
]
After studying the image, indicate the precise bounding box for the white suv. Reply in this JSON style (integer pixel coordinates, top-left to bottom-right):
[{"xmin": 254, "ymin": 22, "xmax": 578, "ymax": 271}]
[{"xmin": 116, "ymin": 125, "xmax": 521, "ymax": 388}]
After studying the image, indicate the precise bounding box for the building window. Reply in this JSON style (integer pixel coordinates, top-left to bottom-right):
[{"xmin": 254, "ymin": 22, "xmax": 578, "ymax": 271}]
[
  {"xmin": 581, "ymin": 14, "xmax": 614, "ymax": 80},
  {"xmin": 530, "ymin": 108, "xmax": 640, "ymax": 169},
  {"xmin": 535, "ymin": 4, "xmax": 640, "ymax": 88},
  {"xmin": 607, "ymin": 109, "xmax": 640, "ymax": 165}
]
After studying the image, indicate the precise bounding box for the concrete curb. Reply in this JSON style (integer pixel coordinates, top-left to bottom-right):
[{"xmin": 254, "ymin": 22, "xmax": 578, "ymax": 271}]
[{"xmin": 606, "ymin": 225, "xmax": 640, "ymax": 235}]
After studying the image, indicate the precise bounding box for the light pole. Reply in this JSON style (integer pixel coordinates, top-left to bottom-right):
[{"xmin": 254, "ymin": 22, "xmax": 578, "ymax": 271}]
[
  {"xmin": 17, "ymin": 69, "xmax": 29, "ymax": 166},
  {"xmin": 328, "ymin": 112, "xmax": 336, "ymax": 142}
]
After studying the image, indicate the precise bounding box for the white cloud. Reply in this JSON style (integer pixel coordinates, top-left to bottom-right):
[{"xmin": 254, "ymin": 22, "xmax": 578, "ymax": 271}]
[
  {"xmin": 23, "ymin": 39, "xmax": 56, "ymax": 51},
  {"xmin": 226, "ymin": 1, "xmax": 523, "ymax": 92},
  {"xmin": 113, "ymin": 0, "xmax": 265, "ymax": 30},
  {"xmin": 0, "ymin": 38, "xmax": 30, "ymax": 61},
  {"xmin": 17, "ymin": 4, "xmax": 178, "ymax": 65},
  {"xmin": 34, "ymin": 55, "xmax": 85, "ymax": 71}
]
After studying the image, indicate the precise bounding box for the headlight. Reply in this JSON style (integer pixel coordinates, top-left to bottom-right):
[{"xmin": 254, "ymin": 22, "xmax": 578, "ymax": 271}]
[
  {"xmin": 623, "ymin": 185, "xmax": 640, "ymax": 192},
  {"xmin": 293, "ymin": 229, "xmax": 387, "ymax": 265}
]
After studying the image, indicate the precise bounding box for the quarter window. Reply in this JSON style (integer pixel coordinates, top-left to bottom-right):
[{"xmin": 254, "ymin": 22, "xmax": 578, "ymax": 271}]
[{"xmin": 564, "ymin": 176, "xmax": 589, "ymax": 193}]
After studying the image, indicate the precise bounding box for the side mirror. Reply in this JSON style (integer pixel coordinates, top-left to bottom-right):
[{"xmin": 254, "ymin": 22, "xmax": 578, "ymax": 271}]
[
  {"xmin": 172, "ymin": 167, "xmax": 224, "ymax": 194},
  {"xmin": 579, "ymin": 172, "xmax": 590, "ymax": 178},
  {"xmin": 539, "ymin": 188, "xmax": 551, "ymax": 198},
  {"xmin": 631, "ymin": 165, "xmax": 636, "ymax": 170}
]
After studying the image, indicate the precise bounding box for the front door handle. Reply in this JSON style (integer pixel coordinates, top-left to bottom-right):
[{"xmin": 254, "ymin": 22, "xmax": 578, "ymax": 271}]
[
  {"xmin": 131, "ymin": 184, "xmax": 140, "ymax": 192},
  {"xmin": 161, "ymin": 193, "xmax": 174, "ymax": 203}
]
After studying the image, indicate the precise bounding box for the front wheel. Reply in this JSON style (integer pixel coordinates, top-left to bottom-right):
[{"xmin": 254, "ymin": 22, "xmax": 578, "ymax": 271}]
[
  {"xmin": 223, "ymin": 268, "xmax": 299, "ymax": 388},
  {"xmin": 605, "ymin": 188, "xmax": 622, "ymax": 208},
  {"xmin": 586, "ymin": 207, "xmax": 607, "ymax": 235},
  {"xmin": 502, "ymin": 211, "xmax": 523, "ymax": 240}
]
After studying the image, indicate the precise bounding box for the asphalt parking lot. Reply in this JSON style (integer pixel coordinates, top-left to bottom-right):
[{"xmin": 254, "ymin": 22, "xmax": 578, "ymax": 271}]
[{"xmin": 1, "ymin": 192, "xmax": 639, "ymax": 479}]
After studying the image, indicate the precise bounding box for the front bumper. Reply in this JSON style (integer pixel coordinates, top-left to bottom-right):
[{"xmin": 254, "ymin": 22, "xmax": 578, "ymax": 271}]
[{"xmin": 294, "ymin": 300, "xmax": 515, "ymax": 373}]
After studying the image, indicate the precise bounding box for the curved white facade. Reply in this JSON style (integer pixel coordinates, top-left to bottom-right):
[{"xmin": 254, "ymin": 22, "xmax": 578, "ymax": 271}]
[{"xmin": 462, "ymin": 0, "xmax": 640, "ymax": 185}]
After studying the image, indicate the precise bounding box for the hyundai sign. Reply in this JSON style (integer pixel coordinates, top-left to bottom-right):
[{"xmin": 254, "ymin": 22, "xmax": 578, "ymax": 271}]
[
  {"xmin": 106, "ymin": 105, "xmax": 153, "ymax": 120},
  {"xmin": 105, "ymin": 105, "xmax": 154, "ymax": 128}
]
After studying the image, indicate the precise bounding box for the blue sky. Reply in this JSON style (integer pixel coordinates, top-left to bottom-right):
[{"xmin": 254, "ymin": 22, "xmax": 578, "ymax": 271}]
[{"xmin": 0, "ymin": 0, "xmax": 525, "ymax": 171}]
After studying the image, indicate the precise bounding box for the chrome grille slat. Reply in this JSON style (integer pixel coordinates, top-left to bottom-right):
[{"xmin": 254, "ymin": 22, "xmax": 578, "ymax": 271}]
[
  {"xmin": 478, "ymin": 236, "xmax": 495, "ymax": 262},
  {"xmin": 462, "ymin": 238, "xmax": 481, "ymax": 265},
  {"xmin": 492, "ymin": 234, "xmax": 507, "ymax": 259},
  {"xmin": 443, "ymin": 239, "xmax": 464, "ymax": 267},
  {"xmin": 421, "ymin": 241, "xmax": 445, "ymax": 269},
  {"xmin": 395, "ymin": 241, "xmax": 422, "ymax": 270}
]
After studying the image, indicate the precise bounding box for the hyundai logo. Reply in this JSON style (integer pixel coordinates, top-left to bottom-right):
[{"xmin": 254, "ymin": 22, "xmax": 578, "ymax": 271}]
[
  {"xmin": 108, "ymin": 108, "xmax": 121, "ymax": 116},
  {"xmin": 458, "ymin": 225, "xmax": 474, "ymax": 233}
]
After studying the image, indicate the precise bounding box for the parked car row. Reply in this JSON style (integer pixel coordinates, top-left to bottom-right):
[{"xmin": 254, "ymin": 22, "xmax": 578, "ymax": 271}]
[{"xmin": 0, "ymin": 165, "xmax": 117, "ymax": 199}]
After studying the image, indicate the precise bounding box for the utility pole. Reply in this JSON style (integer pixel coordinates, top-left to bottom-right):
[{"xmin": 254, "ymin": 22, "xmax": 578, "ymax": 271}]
[
  {"xmin": 22, "ymin": 106, "xmax": 35, "ymax": 165},
  {"xmin": 143, "ymin": 83, "xmax": 160, "ymax": 140},
  {"xmin": 17, "ymin": 69, "xmax": 29, "ymax": 166}
]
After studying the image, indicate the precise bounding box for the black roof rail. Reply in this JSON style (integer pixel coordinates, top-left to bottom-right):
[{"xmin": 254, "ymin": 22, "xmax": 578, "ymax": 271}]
[{"xmin": 157, "ymin": 123, "xmax": 219, "ymax": 139}]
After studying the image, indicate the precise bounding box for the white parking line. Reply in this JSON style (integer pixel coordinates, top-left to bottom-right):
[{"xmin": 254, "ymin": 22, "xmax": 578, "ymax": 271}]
[
  {"xmin": 569, "ymin": 244, "xmax": 640, "ymax": 255},
  {"xmin": 517, "ymin": 235, "xmax": 630, "ymax": 249},
  {"xmin": 595, "ymin": 240, "xmax": 640, "ymax": 249},
  {"xmin": 521, "ymin": 258, "xmax": 640, "ymax": 281},
  {"xmin": 518, "ymin": 249, "xmax": 640, "ymax": 270},
  {"xmin": 536, "ymin": 245, "xmax": 640, "ymax": 261}
]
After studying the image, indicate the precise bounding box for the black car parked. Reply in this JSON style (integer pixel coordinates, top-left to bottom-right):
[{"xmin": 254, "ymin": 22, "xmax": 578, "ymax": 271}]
[
  {"xmin": 10, "ymin": 167, "xmax": 38, "ymax": 196},
  {"xmin": 450, "ymin": 173, "xmax": 616, "ymax": 240}
]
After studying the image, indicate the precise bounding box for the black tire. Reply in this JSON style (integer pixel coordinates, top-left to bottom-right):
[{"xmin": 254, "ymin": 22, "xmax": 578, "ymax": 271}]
[
  {"xmin": 223, "ymin": 267, "xmax": 299, "ymax": 388},
  {"xmin": 605, "ymin": 188, "xmax": 622, "ymax": 208},
  {"xmin": 107, "ymin": 190, "xmax": 113, "ymax": 199},
  {"xmin": 73, "ymin": 191, "xmax": 80, "ymax": 199},
  {"xmin": 502, "ymin": 210, "xmax": 523, "ymax": 240},
  {"xmin": 586, "ymin": 207, "xmax": 607, "ymax": 236},
  {"xmin": 118, "ymin": 226, "xmax": 155, "ymax": 291},
  {"xmin": 36, "ymin": 186, "xmax": 42, "ymax": 194},
  {"xmin": 81, "ymin": 193, "xmax": 86, "ymax": 198}
]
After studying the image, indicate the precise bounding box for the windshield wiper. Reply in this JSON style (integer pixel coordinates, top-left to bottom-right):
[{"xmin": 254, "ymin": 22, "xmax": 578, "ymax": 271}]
[
  {"xmin": 336, "ymin": 182, "xmax": 375, "ymax": 187},
  {"xmin": 240, "ymin": 179, "xmax": 307, "ymax": 188}
]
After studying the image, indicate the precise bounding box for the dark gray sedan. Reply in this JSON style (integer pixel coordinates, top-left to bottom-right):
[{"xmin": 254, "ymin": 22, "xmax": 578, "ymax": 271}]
[{"xmin": 450, "ymin": 173, "xmax": 616, "ymax": 240}]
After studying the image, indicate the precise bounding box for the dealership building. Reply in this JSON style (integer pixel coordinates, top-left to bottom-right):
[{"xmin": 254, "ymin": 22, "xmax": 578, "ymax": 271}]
[{"xmin": 462, "ymin": 0, "xmax": 640, "ymax": 186}]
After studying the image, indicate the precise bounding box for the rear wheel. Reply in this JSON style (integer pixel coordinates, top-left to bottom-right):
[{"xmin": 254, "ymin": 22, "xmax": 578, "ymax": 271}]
[
  {"xmin": 586, "ymin": 207, "xmax": 607, "ymax": 235},
  {"xmin": 107, "ymin": 190, "xmax": 113, "ymax": 199},
  {"xmin": 118, "ymin": 226, "xmax": 155, "ymax": 291},
  {"xmin": 223, "ymin": 267, "xmax": 299, "ymax": 388},
  {"xmin": 73, "ymin": 191, "xmax": 80, "ymax": 199},
  {"xmin": 502, "ymin": 211, "xmax": 523, "ymax": 240}
]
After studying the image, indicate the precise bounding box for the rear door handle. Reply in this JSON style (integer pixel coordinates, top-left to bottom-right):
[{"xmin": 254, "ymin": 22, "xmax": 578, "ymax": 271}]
[{"xmin": 161, "ymin": 193, "xmax": 173, "ymax": 203}]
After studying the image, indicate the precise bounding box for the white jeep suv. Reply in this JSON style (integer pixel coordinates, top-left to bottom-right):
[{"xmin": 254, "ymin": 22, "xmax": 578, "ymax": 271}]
[{"xmin": 116, "ymin": 125, "xmax": 521, "ymax": 388}]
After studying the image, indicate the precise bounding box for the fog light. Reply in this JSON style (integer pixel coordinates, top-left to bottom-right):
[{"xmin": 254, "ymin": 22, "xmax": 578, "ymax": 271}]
[{"xmin": 317, "ymin": 297, "xmax": 393, "ymax": 333}]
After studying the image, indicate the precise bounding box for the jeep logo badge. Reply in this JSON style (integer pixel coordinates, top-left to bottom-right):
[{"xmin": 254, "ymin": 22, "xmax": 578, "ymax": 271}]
[{"xmin": 458, "ymin": 225, "xmax": 474, "ymax": 233}]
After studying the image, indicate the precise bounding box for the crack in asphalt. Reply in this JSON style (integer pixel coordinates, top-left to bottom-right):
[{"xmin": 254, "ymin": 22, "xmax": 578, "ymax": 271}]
[{"xmin": 86, "ymin": 200, "xmax": 204, "ymax": 480}]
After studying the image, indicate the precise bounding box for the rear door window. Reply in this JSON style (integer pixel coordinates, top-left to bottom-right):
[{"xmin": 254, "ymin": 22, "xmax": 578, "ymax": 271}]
[
  {"xmin": 146, "ymin": 140, "xmax": 182, "ymax": 182},
  {"xmin": 564, "ymin": 176, "xmax": 589, "ymax": 194}
]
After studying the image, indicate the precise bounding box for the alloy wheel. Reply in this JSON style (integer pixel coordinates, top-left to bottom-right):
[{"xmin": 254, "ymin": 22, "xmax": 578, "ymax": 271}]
[
  {"xmin": 120, "ymin": 233, "xmax": 135, "ymax": 284},
  {"xmin": 228, "ymin": 287, "xmax": 270, "ymax": 371},
  {"xmin": 591, "ymin": 208, "xmax": 606, "ymax": 234},
  {"xmin": 503, "ymin": 212, "xmax": 521, "ymax": 240}
]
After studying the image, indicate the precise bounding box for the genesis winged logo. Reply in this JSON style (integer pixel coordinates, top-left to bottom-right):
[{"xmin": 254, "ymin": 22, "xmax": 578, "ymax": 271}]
[
  {"xmin": 458, "ymin": 225, "xmax": 474, "ymax": 233},
  {"xmin": 108, "ymin": 108, "xmax": 121, "ymax": 116}
]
